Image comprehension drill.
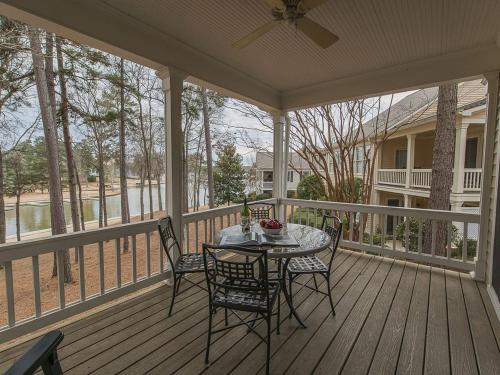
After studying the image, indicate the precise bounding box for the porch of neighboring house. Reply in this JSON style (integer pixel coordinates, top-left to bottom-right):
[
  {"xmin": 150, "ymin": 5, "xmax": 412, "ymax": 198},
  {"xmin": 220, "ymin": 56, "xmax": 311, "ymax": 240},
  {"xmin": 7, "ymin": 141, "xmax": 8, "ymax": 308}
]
[{"xmin": 1, "ymin": 248, "xmax": 499, "ymax": 375}]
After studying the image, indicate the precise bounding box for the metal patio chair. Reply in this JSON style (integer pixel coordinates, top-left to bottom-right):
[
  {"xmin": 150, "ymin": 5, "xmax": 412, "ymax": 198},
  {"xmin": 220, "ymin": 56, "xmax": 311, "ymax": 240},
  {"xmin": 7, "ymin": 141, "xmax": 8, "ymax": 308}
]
[
  {"xmin": 5, "ymin": 330, "xmax": 64, "ymax": 375},
  {"xmin": 202, "ymin": 244, "xmax": 280, "ymax": 375},
  {"xmin": 158, "ymin": 216, "xmax": 214, "ymax": 316},
  {"xmin": 287, "ymin": 215, "xmax": 342, "ymax": 317},
  {"xmin": 248, "ymin": 202, "xmax": 275, "ymax": 221}
]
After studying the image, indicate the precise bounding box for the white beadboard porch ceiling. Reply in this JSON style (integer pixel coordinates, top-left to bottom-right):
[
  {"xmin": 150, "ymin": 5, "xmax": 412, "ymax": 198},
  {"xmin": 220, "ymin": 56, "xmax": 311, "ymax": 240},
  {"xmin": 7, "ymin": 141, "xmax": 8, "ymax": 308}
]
[
  {"xmin": 2, "ymin": 0, "xmax": 500, "ymax": 109},
  {"xmin": 102, "ymin": 0, "xmax": 499, "ymax": 91}
]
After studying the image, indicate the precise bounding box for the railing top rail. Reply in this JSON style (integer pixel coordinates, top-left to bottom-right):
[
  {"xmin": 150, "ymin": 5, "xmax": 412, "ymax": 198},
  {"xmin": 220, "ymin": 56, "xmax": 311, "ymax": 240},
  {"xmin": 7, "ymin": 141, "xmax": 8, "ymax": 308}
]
[
  {"xmin": 280, "ymin": 198, "xmax": 480, "ymax": 223},
  {"xmin": 182, "ymin": 198, "xmax": 276, "ymax": 223},
  {"xmin": 0, "ymin": 219, "xmax": 157, "ymax": 263}
]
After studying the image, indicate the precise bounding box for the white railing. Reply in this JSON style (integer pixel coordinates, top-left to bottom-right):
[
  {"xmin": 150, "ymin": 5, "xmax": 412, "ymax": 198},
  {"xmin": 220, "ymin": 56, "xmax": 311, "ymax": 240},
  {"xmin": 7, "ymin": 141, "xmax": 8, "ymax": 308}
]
[
  {"xmin": 0, "ymin": 220, "xmax": 165, "ymax": 342},
  {"xmin": 280, "ymin": 198, "xmax": 480, "ymax": 272},
  {"xmin": 377, "ymin": 169, "xmax": 406, "ymax": 186},
  {"xmin": 411, "ymin": 169, "xmax": 432, "ymax": 188},
  {"xmin": 464, "ymin": 168, "xmax": 482, "ymax": 191}
]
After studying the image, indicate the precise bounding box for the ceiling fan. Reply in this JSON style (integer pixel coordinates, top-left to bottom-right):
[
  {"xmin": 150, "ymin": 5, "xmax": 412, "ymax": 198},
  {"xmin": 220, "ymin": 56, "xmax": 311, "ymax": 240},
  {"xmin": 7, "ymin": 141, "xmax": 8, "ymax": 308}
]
[{"xmin": 233, "ymin": 0, "xmax": 338, "ymax": 49}]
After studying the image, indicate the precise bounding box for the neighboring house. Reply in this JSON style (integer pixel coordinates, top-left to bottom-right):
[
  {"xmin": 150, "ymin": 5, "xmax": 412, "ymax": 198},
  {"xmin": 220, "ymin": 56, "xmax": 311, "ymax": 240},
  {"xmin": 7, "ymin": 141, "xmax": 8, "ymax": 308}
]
[
  {"xmin": 255, "ymin": 151, "xmax": 313, "ymax": 195},
  {"xmin": 352, "ymin": 79, "xmax": 486, "ymax": 235}
]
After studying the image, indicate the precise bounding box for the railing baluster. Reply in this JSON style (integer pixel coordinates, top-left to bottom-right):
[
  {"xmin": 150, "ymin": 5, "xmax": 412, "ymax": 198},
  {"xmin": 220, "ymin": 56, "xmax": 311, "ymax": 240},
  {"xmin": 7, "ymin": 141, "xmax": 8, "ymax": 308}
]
[
  {"xmin": 195, "ymin": 220, "xmax": 199, "ymax": 253},
  {"xmin": 115, "ymin": 238, "xmax": 121, "ymax": 288},
  {"xmin": 462, "ymin": 222, "xmax": 468, "ymax": 261},
  {"xmin": 78, "ymin": 247, "xmax": 85, "ymax": 301},
  {"xmin": 392, "ymin": 216, "xmax": 397, "ymax": 251},
  {"xmin": 57, "ymin": 250, "xmax": 65, "ymax": 309},
  {"xmin": 418, "ymin": 219, "xmax": 423, "ymax": 254},
  {"xmin": 404, "ymin": 218, "xmax": 409, "ymax": 252},
  {"xmin": 447, "ymin": 221, "xmax": 452, "ymax": 259},
  {"xmin": 146, "ymin": 232, "xmax": 151, "ymax": 277},
  {"xmin": 369, "ymin": 213, "xmax": 374, "ymax": 246},
  {"xmin": 32, "ymin": 256, "xmax": 41, "ymax": 317},
  {"xmin": 349, "ymin": 213, "xmax": 354, "ymax": 242},
  {"xmin": 185, "ymin": 223, "xmax": 190, "ymax": 254},
  {"xmin": 99, "ymin": 242, "xmax": 105, "ymax": 294},
  {"xmin": 4, "ymin": 261, "xmax": 15, "ymax": 327},
  {"xmin": 132, "ymin": 235, "xmax": 137, "ymax": 283},
  {"xmin": 381, "ymin": 214, "xmax": 386, "ymax": 249},
  {"xmin": 431, "ymin": 220, "xmax": 437, "ymax": 256},
  {"xmin": 359, "ymin": 213, "xmax": 364, "ymax": 244}
]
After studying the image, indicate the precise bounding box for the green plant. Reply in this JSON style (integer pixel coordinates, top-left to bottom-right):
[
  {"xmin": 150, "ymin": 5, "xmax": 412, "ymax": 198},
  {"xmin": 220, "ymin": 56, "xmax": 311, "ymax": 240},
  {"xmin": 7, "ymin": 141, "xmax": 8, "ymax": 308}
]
[
  {"xmin": 453, "ymin": 238, "xmax": 477, "ymax": 259},
  {"xmin": 296, "ymin": 174, "xmax": 326, "ymax": 201},
  {"xmin": 395, "ymin": 218, "xmax": 458, "ymax": 252},
  {"xmin": 363, "ymin": 226, "xmax": 392, "ymax": 246},
  {"xmin": 87, "ymin": 175, "xmax": 97, "ymax": 183},
  {"xmin": 289, "ymin": 207, "xmax": 324, "ymax": 228}
]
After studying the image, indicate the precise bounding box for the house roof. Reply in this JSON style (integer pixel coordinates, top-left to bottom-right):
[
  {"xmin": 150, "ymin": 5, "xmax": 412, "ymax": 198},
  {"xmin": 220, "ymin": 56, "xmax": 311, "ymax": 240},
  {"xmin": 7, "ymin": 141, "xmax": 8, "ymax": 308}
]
[
  {"xmin": 2, "ymin": 1, "xmax": 500, "ymax": 110},
  {"xmin": 256, "ymin": 151, "xmax": 311, "ymax": 171},
  {"xmin": 364, "ymin": 79, "xmax": 487, "ymax": 136}
]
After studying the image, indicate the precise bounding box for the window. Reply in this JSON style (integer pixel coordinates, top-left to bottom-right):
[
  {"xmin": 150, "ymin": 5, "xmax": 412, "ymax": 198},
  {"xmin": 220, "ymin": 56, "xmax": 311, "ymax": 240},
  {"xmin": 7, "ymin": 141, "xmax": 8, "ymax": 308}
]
[
  {"xmin": 354, "ymin": 146, "xmax": 370, "ymax": 174},
  {"xmin": 263, "ymin": 171, "xmax": 273, "ymax": 182},
  {"xmin": 395, "ymin": 149, "xmax": 407, "ymax": 169},
  {"xmin": 300, "ymin": 171, "xmax": 310, "ymax": 181},
  {"xmin": 287, "ymin": 171, "xmax": 294, "ymax": 182}
]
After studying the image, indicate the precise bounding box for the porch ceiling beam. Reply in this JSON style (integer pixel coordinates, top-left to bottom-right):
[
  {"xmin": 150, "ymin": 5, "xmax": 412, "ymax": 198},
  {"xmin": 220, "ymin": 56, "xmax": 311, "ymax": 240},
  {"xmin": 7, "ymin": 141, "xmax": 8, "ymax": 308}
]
[
  {"xmin": 281, "ymin": 44, "xmax": 500, "ymax": 110},
  {"xmin": 0, "ymin": 0, "xmax": 281, "ymax": 111}
]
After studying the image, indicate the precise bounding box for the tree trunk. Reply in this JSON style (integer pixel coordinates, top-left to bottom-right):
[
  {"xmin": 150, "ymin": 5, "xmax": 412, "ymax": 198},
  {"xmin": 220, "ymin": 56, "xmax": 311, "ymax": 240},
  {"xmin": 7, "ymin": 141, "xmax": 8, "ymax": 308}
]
[
  {"xmin": 156, "ymin": 170, "xmax": 162, "ymax": 211},
  {"xmin": 139, "ymin": 165, "xmax": 145, "ymax": 221},
  {"xmin": 74, "ymin": 162, "xmax": 86, "ymax": 230},
  {"xmin": 56, "ymin": 37, "xmax": 81, "ymax": 262},
  {"xmin": 29, "ymin": 27, "xmax": 72, "ymax": 283},
  {"xmin": 424, "ymin": 83, "xmax": 458, "ymax": 256},
  {"xmin": 15, "ymin": 191, "xmax": 21, "ymax": 241},
  {"xmin": 0, "ymin": 149, "xmax": 5, "ymax": 245},
  {"xmin": 202, "ymin": 88, "xmax": 215, "ymax": 209},
  {"xmin": 118, "ymin": 58, "xmax": 130, "ymax": 250}
]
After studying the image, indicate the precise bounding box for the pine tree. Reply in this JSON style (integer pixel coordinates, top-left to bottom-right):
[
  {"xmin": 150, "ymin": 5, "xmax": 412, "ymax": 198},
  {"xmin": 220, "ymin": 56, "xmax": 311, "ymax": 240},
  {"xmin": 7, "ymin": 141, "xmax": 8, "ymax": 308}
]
[{"xmin": 214, "ymin": 143, "xmax": 245, "ymax": 206}]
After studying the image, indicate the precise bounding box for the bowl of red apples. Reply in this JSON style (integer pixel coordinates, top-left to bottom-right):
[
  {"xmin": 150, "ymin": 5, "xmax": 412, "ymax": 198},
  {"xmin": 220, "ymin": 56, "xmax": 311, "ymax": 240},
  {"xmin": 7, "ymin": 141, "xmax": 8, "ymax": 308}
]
[{"xmin": 259, "ymin": 219, "xmax": 283, "ymax": 235}]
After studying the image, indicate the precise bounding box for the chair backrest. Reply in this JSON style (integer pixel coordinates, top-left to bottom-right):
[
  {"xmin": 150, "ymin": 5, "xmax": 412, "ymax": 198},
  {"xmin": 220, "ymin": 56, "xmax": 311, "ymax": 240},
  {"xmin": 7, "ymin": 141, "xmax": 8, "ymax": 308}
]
[
  {"xmin": 6, "ymin": 330, "xmax": 64, "ymax": 375},
  {"xmin": 248, "ymin": 202, "xmax": 275, "ymax": 220},
  {"xmin": 202, "ymin": 244, "xmax": 271, "ymax": 308},
  {"xmin": 158, "ymin": 216, "xmax": 182, "ymax": 272},
  {"xmin": 321, "ymin": 215, "xmax": 343, "ymax": 269}
]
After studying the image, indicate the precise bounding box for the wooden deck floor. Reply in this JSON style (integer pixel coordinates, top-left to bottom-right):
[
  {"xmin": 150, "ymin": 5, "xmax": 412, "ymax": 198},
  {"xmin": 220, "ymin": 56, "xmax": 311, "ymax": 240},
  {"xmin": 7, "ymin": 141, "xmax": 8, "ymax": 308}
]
[{"xmin": 1, "ymin": 249, "xmax": 500, "ymax": 374}]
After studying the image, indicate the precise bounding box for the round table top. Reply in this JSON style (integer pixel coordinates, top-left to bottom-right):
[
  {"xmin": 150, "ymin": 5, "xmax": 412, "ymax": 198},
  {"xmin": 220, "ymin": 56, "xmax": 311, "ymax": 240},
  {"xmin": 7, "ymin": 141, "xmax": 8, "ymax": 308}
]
[{"xmin": 218, "ymin": 223, "xmax": 331, "ymax": 259}]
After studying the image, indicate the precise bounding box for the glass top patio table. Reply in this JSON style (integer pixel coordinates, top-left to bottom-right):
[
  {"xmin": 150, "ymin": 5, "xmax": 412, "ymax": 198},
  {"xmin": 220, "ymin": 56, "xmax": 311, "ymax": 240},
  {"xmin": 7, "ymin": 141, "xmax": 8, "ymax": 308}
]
[{"xmin": 217, "ymin": 223, "xmax": 331, "ymax": 258}]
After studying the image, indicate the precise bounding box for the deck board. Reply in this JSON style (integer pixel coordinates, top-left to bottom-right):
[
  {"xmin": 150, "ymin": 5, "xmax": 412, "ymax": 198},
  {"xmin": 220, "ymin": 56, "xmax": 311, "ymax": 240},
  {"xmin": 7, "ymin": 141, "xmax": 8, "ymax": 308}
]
[{"xmin": 1, "ymin": 249, "xmax": 499, "ymax": 375}]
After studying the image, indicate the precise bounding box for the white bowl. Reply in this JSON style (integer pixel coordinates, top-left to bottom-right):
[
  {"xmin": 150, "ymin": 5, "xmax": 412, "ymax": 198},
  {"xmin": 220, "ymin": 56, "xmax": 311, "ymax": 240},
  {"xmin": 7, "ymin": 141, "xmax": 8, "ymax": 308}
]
[{"xmin": 261, "ymin": 227, "xmax": 282, "ymax": 236}]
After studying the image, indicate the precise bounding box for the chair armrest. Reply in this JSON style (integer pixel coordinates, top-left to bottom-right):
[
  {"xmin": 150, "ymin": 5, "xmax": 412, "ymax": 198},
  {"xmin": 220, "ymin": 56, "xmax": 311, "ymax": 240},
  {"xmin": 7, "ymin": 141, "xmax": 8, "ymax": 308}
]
[{"xmin": 5, "ymin": 330, "xmax": 64, "ymax": 375}]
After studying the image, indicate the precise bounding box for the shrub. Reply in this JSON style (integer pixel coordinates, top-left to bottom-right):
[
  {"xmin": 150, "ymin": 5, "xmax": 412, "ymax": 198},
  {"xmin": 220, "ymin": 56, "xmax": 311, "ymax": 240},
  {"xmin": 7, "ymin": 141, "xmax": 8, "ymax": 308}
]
[
  {"xmin": 296, "ymin": 174, "xmax": 325, "ymax": 200},
  {"xmin": 395, "ymin": 217, "xmax": 458, "ymax": 252},
  {"xmin": 87, "ymin": 175, "xmax": 96, "ymax": 183},
  {"xmin": 453, "ymin": 238, "xmax": 477, "ymax": 259},
  {"xmin": 289, "ymin": 207, "xmax": 324, "ymax": 228},
  {"xmin": 363, "ymin": 226, "xmax": 392, "ymax": 246}
]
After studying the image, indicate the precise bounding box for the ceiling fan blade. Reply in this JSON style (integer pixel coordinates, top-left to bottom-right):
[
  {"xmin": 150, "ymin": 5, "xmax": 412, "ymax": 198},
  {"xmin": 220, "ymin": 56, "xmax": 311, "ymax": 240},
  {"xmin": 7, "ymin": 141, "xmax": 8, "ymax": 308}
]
[
  {"xmin": 296, "ymin": 17, "xmax": 338, "ymax": 48},
  {"xmin": 232, "ymin": 20, "xmax": 281, "ymax": 49},
  {"xmin": 301, "ymin": 0, "xmax": 329, "ymax": 10},
  {"xmin": 262, "ymin": 0, "xmax": 284, "ymax": 9}
]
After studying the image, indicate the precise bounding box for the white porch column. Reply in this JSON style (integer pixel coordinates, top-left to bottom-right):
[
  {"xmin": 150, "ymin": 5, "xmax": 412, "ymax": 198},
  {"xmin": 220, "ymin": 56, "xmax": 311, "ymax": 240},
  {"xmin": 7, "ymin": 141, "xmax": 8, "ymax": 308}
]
[
  {"xmin": 272, "ymin": 111, "xmax": 286, "ymax": 219},
  {"xmin": 405, "ymin": 134, "xmax": 416, "ymax": 188},
  {"xmin": 452, "ymin": 124, "xmax": 469, "ymax": 194},
  {"xmin": 480, "ymin": 72, "xmax": 500, "ymax": 284},
  {"xmin": 159, "ymin": 68, "xmax": 186, "ymax": 252}
]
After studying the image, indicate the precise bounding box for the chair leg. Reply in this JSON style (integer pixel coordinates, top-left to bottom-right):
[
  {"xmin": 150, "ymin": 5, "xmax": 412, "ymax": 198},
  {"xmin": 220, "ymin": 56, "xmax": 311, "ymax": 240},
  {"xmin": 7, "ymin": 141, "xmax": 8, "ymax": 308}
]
[
  {"xmin": 325, "ymin": 273, "xmax": 335, "ymax": 316},
  {"xmin": 176, "ymin": 275, "xmax": 182, "ymax": 294},
  {"xmin": 313, "ymin": 274, "xmax": 319, "ymax": 291},
  {"xmin": 205, "ymin": 306, "xmax": 213, "ymax": 364},
  {"xmin": 266, "ymin": 314, "xmax": 271, "ymax": 375},
  {"xmin": 288, "ymin": 273, "xmax": 293, "ymax": 319},
  {"xmin": 168, "ymin": 276, "xmax": 178, "ymax": 317},
  {"xmin": 276, "ymin": 291, "xmax": 281, "ymax": 335}
]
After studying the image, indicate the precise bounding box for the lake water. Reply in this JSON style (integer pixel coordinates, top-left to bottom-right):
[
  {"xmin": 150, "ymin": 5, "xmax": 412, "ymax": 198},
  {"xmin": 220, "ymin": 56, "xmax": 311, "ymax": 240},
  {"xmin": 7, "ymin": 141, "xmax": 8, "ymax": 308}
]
[{"xmin": 5, "ymin": 184, "xmax": 206, "ymax": 236}]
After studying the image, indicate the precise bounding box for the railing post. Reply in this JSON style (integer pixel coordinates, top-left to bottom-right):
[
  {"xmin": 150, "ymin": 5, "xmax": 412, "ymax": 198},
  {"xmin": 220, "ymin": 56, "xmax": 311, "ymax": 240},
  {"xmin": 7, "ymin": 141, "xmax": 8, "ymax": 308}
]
[
  {"xmin": 405, "ymin": 134, "xmax": 415, "ymax": 188},
  {"xmin": 272, "ymin": 110, "xmax": 287, "ymax": 220},
  {"xmin": 452, "ymin": 124, "xmax": 469, "ymax": 194}
]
